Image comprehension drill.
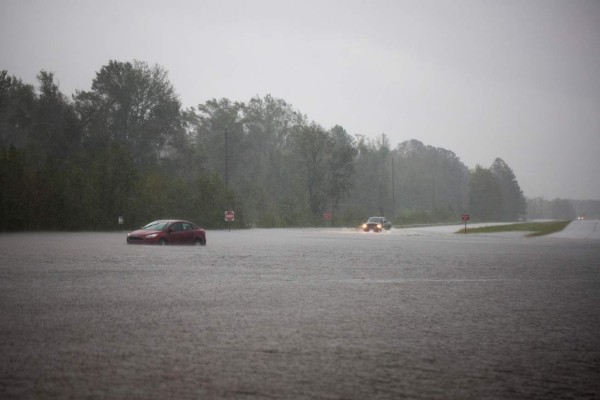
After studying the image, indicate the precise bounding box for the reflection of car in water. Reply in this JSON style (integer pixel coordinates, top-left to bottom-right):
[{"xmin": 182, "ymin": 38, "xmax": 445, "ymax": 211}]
[
  {"xmin": 127, "ymin": 219, "xmax": 206, "ymax": 245},
  {"xmin": 362, "ymin": 216, "xmax": 392, "ymax": 232}
]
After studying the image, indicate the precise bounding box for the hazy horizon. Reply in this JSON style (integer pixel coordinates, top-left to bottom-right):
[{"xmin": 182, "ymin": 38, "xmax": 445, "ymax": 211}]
[{"xmin": 2, "ymin": 0, "xmax": 599, "ymax": 200}]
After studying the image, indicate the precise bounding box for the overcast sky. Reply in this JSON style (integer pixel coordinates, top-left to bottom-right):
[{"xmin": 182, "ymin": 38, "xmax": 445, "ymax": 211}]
[{"xmin": 2, "ymin": 0, "xmax": 599, "ymax": 200}]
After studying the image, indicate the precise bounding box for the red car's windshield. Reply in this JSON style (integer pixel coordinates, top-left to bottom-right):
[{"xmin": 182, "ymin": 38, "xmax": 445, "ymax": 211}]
[{"xmin": 142, "ymin": 221, "xmax": 169, "ymax": 231}]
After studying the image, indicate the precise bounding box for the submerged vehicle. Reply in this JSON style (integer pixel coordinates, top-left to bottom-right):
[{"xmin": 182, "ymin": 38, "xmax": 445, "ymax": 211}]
[
  {"xmin": 127, "ymin": 220, "xmax": 206, "ymax": 245},
  {"xmin": 362, "ymin": 216, "xmax": 392, "ymax": 232}
]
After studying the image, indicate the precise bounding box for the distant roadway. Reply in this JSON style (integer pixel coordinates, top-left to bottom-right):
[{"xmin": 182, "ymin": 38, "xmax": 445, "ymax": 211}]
[{"xmin": 546, "ymin": 219, "xmax": 600, "ymax": 239}]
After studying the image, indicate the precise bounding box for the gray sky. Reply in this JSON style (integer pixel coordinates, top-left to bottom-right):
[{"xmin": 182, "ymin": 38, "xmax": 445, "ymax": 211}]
[{"xmin": 2, "ymin": 0, "xmax": 599, "ymax": 200}]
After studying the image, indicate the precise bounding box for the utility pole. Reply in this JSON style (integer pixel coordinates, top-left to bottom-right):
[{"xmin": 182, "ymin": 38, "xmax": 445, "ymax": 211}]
[
  {"xmin": 432, "ymin": 174, "xmax": 435, "ymax": 210},
  {"xmin": 391, "ymin": 155, "xmax": 395, "ymax": 219},
  {"xmin": 224, "ymin": 129, "xmax": 232, "ymax": 231},
  {"xmin": 224, "ymin": 129, "xmax": 229, "ymax": 187}
]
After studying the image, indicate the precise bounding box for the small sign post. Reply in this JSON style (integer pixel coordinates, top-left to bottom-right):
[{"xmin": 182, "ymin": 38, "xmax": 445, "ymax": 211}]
[
  {"xmin": 224, "ymin": 210, "xmax": 234, "ymax": 231},
  {"xmin": 322, "ymin": 211, "xmax": 332, "ymax": 226},
  {"xmin": 462, "ymin": 214, "xmax": 470, "ymax": 233}
]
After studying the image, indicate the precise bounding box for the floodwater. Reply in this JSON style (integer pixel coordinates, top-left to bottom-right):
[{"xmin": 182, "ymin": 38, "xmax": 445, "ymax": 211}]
[{"xmin": 1, "ymin": 228, "xmax": 599, "ymax": 399}]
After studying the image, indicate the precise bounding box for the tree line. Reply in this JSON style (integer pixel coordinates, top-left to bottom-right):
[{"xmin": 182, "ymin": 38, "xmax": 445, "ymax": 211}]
[
  {"xmin": 1, "ymin": 60, "xmax": 528, "ymax": 231},
  {"xmin": 526, "ymin": 197, "xmax": 600, "ymax": 220}
]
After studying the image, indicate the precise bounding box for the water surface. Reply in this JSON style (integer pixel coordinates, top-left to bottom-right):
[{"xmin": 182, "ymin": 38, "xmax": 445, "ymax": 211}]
[{"xmin": 1, "ymin": 229, "xmax": 599, "ymax": 399}]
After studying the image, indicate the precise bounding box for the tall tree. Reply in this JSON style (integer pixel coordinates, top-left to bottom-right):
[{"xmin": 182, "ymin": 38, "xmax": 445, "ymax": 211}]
[
  {"xmin": 0, "ymin": 71, "xmax": 35, "ymax": 149},
  {"xmin": 469, "ymin": 165, "xmax": 503, "ymax": 220},
  {"xmin": 240, "ymin": 95, "xmax": 304, "ymax": 225},
  {"xmin": 348, "ymin": 134, "xmax": 392, "ymax": 217},
  {"xmin": 72, "ymin": 60, "xmax": 190, "ymax": 228},
  {"xmin": 490, "ymin": 158, "xmax": 526, "ymax": 220},
  {"xmin": 191, "ymin": 98, "xmax": 245, "ymax": 184},
  {"xmin": 31, "ymin": 71, "xmax": 81, "ymax": 161},
  {"xmin": 75, "ymin": 60, "xmax": 183, "ymax": 168},
  {"xmin": 326, "ymin": 125, "xmax": 357, "ymax": 220},
  {"xmin": 392, "ymin": 140, "xmax": 469, "ymax": 216},
  {"xmin": 0, "ymin": 146, "xmax": 28, "ymax": 229},
  {"xmin": 293, "ymin": 122, "xmax": 331, "ymax": 215}
]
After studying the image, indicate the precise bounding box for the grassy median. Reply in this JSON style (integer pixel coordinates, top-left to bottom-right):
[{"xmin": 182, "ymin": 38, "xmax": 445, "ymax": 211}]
[{"xmin": 458, "ymin": 220, "xmax": 571, "ymax": 237}]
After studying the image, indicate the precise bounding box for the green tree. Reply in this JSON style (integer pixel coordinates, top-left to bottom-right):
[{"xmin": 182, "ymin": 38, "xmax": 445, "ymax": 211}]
[
  {"xmin": 348, "ymin": 134, "xmax": 392, "ymax": 217},
  {"xmin": 88, "ymin": 143, "xmax": 138, "ymax": 229},
  {"xmin": 238, "ymin": 95, "xmax": 304, "ymax": 225},
  {"xmin": 0, "ymin": 71, "xmax": 35, "ymax": 149},
  {"xmin": 469, "ymin": 165, "xmax": 503, "ymax": 220},
  {"xmin": 490, "ymin": 158, "xmax": 526, "ymax": 220},
  {"xmin": 31, "ymin": 71, "xmax": 81, "ymax": 161},
  {"xmin": 188, "ymin": 95, "xmax": 304, "ymax": 226},
  {"xmin": 292, "ymin": 122, "xmax": 331, "ymax": 215},
  {"xmin": 325, "ymin": 125, "xmax": 357, "ymax": 221},
  {"xmin": 0, "ymin": 146, "xmax": 28, "ymax": 229},
  {"xmin": 75, "ymin": 60, "xmax": 183, "ymax": 168},
  {"xmin": 190, "ymin": 98, "xmax": 245, "ymax": 184},
  {"xmin": 391, "ymin": 140, "xmax": 469, "ymax": 218}
]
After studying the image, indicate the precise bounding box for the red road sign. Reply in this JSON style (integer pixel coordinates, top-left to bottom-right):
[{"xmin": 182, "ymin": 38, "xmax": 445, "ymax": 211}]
[
  {"xmin": 322, "ymin": 211, "xmax": 332, "ymax": 220},
  {"xmin": 462, "ymin": 214, "xmax": 470, "ymax": 221},
  {"xmin": 224, "ymin": 210, "xmax": 235, "ymax": 222}
]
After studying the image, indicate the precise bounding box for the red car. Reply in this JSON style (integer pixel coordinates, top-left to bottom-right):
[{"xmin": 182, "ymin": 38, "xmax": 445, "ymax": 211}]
[{"xmin": 126, "ymin": 220, "xmax": 206, "ymax": 245}]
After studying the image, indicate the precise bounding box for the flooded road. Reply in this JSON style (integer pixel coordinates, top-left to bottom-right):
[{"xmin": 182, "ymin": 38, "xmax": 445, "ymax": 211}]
[{"xmin": 1, "ymin": 228, "xmax": 599, "ymax": 399}]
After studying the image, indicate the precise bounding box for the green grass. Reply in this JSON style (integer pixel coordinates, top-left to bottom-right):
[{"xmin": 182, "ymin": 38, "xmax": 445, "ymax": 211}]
[{"xmin": 457, "ymin": 220, "xmax": 571, "ymax": 237}]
